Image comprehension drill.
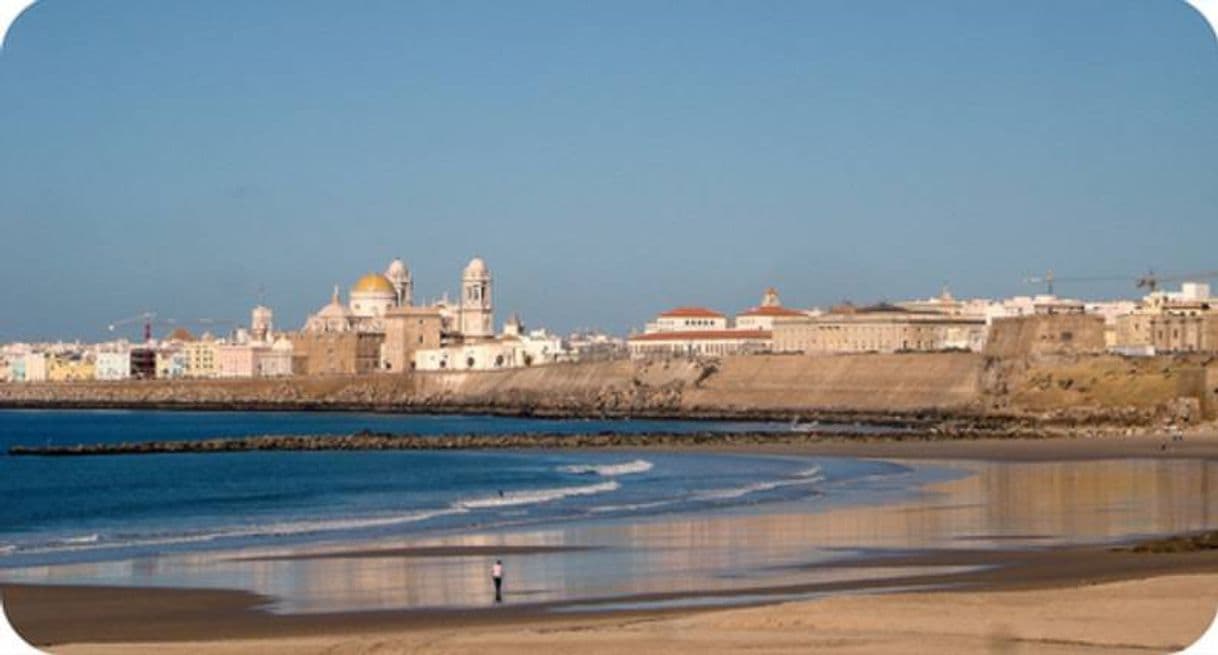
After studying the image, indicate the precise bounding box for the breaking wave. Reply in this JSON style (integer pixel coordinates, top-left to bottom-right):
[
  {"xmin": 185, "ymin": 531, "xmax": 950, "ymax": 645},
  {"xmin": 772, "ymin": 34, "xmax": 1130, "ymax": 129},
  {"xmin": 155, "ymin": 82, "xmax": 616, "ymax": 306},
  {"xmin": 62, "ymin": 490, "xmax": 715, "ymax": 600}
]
[
  {"xmin": 694, "ymin": 466, "xmax": 824, "ymax": 502},
  {"xmin": 455, "ymin": 481, "xmax": 620, "ymax": 509},
  {"xmin": 558, "ymin": 459, "xmax": 654, "ymax": 477}
]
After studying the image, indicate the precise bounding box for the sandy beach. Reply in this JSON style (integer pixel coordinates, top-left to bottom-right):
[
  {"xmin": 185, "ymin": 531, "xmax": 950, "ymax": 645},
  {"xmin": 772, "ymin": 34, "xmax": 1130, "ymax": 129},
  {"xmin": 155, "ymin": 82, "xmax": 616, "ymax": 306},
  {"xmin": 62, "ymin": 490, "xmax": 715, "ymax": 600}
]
[{"xmin": 7, "ymin": 432, "xmax": 1218, "ymax": 654}]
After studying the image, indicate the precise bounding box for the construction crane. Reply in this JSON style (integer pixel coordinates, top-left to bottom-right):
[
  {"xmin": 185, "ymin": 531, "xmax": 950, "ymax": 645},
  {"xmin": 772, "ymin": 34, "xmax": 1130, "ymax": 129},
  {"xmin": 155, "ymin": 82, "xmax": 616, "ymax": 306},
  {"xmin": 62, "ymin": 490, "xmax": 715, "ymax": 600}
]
[
  {"xmin": 1022, "ymin": 270, "xmax": 1131, "ymax": 295},
  {"xmin": 107, "ymin": 312, "xmax": 176, "ymax": 342},
  {"xmin": 1134, "ymin": 269, "xmax": 1218, "ymax": 293},
  {"xmin": 1024, "ymin": 269, "xmax": 1218, "ymax": 295}
]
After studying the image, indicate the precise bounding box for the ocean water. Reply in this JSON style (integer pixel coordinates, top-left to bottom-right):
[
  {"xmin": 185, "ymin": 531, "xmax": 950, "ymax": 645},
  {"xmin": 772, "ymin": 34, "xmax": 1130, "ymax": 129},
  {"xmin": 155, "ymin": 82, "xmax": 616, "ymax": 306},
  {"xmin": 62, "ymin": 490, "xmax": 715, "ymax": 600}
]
[{"xmin": 0, "ymin": 410, "xmax": 915, "ymax": 570}]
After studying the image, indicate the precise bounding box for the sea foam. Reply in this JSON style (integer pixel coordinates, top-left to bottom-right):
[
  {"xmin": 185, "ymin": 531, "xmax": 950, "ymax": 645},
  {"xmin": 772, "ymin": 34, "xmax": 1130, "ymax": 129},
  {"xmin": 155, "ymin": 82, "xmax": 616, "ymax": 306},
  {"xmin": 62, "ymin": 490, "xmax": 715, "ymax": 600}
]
[
  {"xmin": 455, "ymin": 480, "xmax": 620, "ymax": 509},
  {"xmin": 695, "ymin": 466, "xmax": 824, "ymax": 501},
  {"xmin": 558, "ymin": 459, "xmax": 654, "ymax": 477}
]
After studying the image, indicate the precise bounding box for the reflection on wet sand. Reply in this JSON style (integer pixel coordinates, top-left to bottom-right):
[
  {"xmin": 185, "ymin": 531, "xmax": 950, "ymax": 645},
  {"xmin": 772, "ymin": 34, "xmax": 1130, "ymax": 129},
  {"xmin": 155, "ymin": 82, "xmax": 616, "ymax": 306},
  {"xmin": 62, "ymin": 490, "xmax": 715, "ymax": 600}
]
[{"xmin": 5, "ymin": 458, "xmax": 1217, "ymax": 613}]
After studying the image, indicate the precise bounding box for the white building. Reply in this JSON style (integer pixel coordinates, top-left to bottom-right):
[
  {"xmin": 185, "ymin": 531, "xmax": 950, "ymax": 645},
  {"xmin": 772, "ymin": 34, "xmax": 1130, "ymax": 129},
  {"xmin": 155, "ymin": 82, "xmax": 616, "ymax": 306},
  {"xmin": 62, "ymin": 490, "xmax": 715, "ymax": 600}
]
[
  {"xmin": 257, "ymin": 338, "xmax": 294, "ymax": 377},
  {"xmin": 95, "ymin": 350, "xmax": 131, "ymax": 381},
  {"xmin": 644, "ymin": 307, "xmax": 728, "ymax": 333},
  {"xmin": 413, "ymin": 315, "xmax": 569, "ymax": 371},
  {"xmin": 22, "ymin": 352, "xmax": 48, "ymax": 382},
  {"xmin": 566, "ymin": 331, "xmax": 627, "ymax": 361}
]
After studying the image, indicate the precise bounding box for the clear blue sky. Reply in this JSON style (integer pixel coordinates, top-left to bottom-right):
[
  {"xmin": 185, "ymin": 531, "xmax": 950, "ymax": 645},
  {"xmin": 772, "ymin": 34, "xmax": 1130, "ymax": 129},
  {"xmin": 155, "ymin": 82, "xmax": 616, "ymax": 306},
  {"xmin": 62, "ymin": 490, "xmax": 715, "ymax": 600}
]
[{"xmin": 1, "ymin": 0, "xmax": 1216, "ymax": 341}]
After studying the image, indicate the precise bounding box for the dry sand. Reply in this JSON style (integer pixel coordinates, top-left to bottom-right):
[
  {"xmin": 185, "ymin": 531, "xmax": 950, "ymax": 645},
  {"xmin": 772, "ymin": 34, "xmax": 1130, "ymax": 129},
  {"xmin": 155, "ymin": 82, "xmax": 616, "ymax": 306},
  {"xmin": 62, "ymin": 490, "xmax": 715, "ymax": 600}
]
[{"xmin": 40, "ymin": 573, "xmax": 1218, "ymax": 654}]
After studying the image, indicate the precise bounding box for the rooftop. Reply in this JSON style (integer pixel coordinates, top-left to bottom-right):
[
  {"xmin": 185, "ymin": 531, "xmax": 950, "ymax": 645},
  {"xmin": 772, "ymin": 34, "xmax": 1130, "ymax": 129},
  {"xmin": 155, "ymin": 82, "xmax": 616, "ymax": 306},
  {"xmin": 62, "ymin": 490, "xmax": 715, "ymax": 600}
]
[
  {"xmin": 630, "ymin": 329, "xmax": 771, "ymax": 342},
  {"xmin": 658, "ymin": 307, "xmax": 725, "ymax": 319}
]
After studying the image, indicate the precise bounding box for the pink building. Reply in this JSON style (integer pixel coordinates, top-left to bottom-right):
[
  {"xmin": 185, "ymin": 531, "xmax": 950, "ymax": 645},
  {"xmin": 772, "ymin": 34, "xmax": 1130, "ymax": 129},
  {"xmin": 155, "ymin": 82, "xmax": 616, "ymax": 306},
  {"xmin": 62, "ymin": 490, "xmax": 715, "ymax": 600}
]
[{"xmin": 215, "ymin": 344, "xmax": 257, "ymax": 378}]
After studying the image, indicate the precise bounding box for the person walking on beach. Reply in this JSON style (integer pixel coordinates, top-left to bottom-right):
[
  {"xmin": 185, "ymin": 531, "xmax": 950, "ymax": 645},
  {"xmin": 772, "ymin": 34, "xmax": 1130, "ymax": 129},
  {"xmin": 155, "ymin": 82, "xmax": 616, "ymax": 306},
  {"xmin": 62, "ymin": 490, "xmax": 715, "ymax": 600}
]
[{"xmin": 492, "ymin": 559, "xmax": 504, "ymax": 603}]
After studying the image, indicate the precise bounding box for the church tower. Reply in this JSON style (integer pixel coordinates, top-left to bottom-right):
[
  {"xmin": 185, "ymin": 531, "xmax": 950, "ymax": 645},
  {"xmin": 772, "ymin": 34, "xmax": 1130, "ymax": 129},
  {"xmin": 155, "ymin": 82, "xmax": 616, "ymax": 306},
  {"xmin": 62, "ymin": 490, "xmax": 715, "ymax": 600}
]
[
  {"xmin": 251, "ymin": 305, "xmax": 273, "ymax": 343},
  {"xmin": 459, "ymin": 257, "xmax": 493, "ymax": 339},
  {"xmin": 385, "ymin": 258, "xmax": 412, "ymax": 307}
]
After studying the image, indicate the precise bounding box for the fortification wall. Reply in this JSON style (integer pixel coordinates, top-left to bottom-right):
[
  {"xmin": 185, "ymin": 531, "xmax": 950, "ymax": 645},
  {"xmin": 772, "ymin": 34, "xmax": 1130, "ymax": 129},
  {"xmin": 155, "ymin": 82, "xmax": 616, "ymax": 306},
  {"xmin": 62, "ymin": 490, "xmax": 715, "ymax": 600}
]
[
  {"xmin": 0, "ymin": 352, "xmax": 1212, "ymax": 426},
  {"xmin": 984, "ymin": 314, "xmax": 1106, "ymax": 359}
]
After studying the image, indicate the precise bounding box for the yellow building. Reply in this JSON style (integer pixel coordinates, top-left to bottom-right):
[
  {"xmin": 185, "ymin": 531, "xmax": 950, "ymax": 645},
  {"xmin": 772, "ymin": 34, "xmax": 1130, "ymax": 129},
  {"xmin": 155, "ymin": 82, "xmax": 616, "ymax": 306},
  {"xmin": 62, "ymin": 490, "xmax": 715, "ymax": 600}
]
[
  {"xmin": 184, "ymin": 340, "xmax": 218, "ymax": 378},
  {"xmin": 46, "ymin": 355, "xmax": 95, "ymax": 382}
]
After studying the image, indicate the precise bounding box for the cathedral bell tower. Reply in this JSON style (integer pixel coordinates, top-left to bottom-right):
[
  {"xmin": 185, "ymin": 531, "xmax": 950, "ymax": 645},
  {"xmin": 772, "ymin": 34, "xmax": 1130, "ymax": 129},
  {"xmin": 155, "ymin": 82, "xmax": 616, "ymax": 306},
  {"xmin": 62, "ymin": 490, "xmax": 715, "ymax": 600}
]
[
  {"xmin": 385, "ymin": 258, "xmax": 412, "ymax": 307},
  {"xmin": 459, "ymin": 256, "xmax": 493, "ymax": 339}
]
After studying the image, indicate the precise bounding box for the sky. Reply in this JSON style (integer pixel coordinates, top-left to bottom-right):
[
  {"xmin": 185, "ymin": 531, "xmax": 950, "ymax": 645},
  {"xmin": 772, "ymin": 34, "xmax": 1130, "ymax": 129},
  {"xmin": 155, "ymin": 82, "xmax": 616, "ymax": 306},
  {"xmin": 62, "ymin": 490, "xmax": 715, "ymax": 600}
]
[{"xmin": 1, "ymin": 0, "xmax": 1216, "ymax": 341}]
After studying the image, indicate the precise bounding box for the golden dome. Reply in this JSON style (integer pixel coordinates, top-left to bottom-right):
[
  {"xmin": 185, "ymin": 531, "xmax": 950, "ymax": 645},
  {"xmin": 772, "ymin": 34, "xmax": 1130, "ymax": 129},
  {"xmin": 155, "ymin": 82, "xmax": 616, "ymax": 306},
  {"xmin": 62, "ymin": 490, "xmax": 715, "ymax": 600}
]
[{"xmin": 351, "ymin": 273, "xmax": 395, "ymax": 294}]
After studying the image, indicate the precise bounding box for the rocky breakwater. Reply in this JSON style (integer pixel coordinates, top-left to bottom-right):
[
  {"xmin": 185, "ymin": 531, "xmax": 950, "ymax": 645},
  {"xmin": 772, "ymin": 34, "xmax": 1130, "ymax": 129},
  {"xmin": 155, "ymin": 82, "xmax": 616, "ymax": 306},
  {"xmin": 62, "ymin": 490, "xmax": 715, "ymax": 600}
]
[{"xmin": 8, "ymin": 422, "xmax": 1068, "ymax": 457}]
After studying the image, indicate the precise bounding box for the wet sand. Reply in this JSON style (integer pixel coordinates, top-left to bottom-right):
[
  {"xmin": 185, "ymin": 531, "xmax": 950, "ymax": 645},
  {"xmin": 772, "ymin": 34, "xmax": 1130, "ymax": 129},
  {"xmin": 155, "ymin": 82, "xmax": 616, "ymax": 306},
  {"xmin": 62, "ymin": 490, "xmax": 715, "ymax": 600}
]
[
  {"xmin": 7, "ymin": 432, "xmax": 1218, "ymax": 653},
  {"xmin": 229, "ymin": 544, "xmax": 601, "ymax": 562}
]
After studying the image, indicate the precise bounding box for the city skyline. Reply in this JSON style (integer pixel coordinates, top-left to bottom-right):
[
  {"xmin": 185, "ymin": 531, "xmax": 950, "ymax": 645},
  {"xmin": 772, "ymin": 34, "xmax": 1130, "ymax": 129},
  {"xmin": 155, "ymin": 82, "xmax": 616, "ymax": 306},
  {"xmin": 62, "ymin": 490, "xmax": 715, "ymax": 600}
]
[{"xmin": 2, "ymin": 1, "xmax": 1217, "ymax": 341}]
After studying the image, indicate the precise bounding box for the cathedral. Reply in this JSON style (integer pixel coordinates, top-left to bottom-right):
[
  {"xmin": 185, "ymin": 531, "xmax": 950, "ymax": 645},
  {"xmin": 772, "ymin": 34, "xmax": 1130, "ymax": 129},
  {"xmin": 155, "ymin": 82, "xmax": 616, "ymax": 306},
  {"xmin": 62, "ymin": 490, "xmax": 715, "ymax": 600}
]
[{"xmin": 302, "ymin": 257, "xmax": 493, "ymax": 341}]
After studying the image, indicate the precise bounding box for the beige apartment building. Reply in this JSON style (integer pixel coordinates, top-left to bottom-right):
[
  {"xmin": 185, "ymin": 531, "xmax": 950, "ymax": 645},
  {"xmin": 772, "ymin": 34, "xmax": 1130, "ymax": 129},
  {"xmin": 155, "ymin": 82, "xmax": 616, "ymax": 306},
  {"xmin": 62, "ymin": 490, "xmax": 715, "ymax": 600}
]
[
  {"xmin": 381, "ymin": 306, "xmax": 444, "ymax": 372},
  {"xmin": 1114, "ymin": 283, "xmax": 1218, "ymax": 354},
  {"xmin": 772, "ymin": 304, "xmax": 987, "ymax": 354},
  {"xmin": 290, "ymin": 332, "xmax": 384, "ymax": 376},
  {"xmin": 1116, "ymin": 310, "xmax": 1218, "ymax": 353}
]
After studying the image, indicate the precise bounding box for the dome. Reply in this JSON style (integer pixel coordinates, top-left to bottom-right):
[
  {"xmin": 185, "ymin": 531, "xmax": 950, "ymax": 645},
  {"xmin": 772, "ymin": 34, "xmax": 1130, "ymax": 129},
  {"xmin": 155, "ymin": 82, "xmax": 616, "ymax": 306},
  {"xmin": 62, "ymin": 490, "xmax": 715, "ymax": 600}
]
[
  {"xmin": 351, "ymin": 273, "xmax": 395, "ymax": 294},
  {"xmin": 316, "ymin": 300, "xmax": 353, "ymax": 319},
  {"xmin": 464, "ymin": 257, "xmax": 489, "ymax": 277},
  {"xmin": 317, "ymin": 286, "xmax": 353, "ymax": 317},
  {"xmin": 385, "ymin": 258, "xmax": 409, "ymax": 278}
]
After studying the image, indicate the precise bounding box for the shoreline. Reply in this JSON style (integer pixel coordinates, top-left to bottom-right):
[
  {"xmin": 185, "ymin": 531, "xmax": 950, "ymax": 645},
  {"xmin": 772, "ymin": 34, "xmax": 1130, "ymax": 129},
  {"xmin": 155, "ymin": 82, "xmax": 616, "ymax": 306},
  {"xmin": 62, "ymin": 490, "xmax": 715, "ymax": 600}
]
[
  {"xmin": 8, "ymin": 532, "xmax": 1218, "ymax": 648},
  {"xmin": 5, "ymin": 434, "xmax": 1218, "ymax": 652}
]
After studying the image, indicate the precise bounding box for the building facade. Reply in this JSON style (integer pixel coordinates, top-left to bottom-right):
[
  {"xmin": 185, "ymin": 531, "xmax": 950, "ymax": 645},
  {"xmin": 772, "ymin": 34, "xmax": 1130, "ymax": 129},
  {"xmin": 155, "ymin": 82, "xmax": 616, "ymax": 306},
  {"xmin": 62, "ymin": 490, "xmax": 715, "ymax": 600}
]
[
  {"xmin": 628, "ymin": 329, "xmax": 772, "ymax": 359},
  {"xmin": 772, "ymin": 304, "xmax": 988, "ymax": 354},
  {"xmin": 290, "ymin": 332, "xmax": 384, "ymax": 376},
  {"xmin": 381, "ymin": 306, "xmax": 444, "ymax": 372},
  {"xmin": 1113, "ymin": 283, "xmax": 1218, "ymax": 354},
  {"xmin": 95, "ymin": 351, "xmax": 130, "ymax": 381},
  {"xmin": 645, "ymin": 307, "xmax": 728, "ymax": 333}
]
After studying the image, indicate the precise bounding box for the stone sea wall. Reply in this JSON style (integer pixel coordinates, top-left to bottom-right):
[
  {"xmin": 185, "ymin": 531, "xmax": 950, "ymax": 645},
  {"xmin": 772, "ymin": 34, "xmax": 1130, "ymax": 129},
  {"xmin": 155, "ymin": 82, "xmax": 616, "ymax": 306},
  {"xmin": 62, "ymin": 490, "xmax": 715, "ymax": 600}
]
[{"xmin": 0, "ymin": 352, "xmax": 1213, "ymax": 428}]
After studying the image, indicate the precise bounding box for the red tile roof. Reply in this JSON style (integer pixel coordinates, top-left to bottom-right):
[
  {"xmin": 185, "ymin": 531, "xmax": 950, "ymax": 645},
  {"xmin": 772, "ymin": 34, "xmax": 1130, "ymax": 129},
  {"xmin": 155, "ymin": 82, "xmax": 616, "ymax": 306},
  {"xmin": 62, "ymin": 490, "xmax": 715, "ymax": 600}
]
[
  {"xmin": 658, "ymin": 306, "xmax": 725, "ymax": 319},
  {"xmin": 629, "ymin": 329, "xmax": 772, "ymax": 342},
  {"xmin": 738, "ymin": 305, "xmax": 805, "ymax": 317}
]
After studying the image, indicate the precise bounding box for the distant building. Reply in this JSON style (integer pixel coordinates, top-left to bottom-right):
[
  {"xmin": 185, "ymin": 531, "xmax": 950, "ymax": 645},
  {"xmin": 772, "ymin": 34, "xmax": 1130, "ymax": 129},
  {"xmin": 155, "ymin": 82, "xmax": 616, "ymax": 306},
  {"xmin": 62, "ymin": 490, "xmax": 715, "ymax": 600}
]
[
  {"xmin": 290, "ymin": 332, "xmax": 384, "ymax": 376},
  {"xmin": 215, "ymin": 344, "xmax": 258, "ymax": 378},
  {"xmin": 734, "ymin": 288, "xmax": 812, "ymax": 331},
  {"xmin": 628, "ymin": 329, "xmax": 771, "ymax": 359},
  {"xmin": 95, "ymin": 350, "xmax": 131, "ymax": 381},
  {"xmin": 772, "ymin": 303, "xmax": 988, "ymax": 354},
  {"xmin": 47, "ymin": 354, "xmax": 94, "ymax": 382},
  {"xmin": 412, "ymin": 315, "xmax": 568, "ymax": 371},
  {"xmin": 156, "ymin": 349, "xmax": 189, "ymax": 379},
  {"xmin": 1115, "ymin": 283, "xmax": 1218, "ymax": 354},
  {"xmin": 256, "ymin": 338, "xmax": 294, "ymax": 377},
  {"xmin": 566, "ymin": 331, "xmax": 628, "ymax": 362},
  {"xmin": 303, "ymin": 260, "xmax": 414, "ymax": 335},
  {"xmin": 183, "ymin": 339, "xmax": 218, "ymax": 378},
  {"xmin": 130, "ymin": 348, "xmax": 157, "ymax": 379},
  {"xmin": 984, "ymin": 314, "xmax": 1107, "ymax": 358},
  {"xmin": 297, "ymin": 256, "xmax": 499, "ymax": 374},
  {"xmin": 381, "ymin": 306, "xmax": 443, "ymax": 373},
  {"xmin": 631, "ymin": 290, "xmax": 817, "ymax": 359},
  {"xmin": 22, "ymin": 352, "xmax": 48, "ymax": 382},
  {"xmin": 8, "ymin": 355, "xmax": 25, "ymax": 382},
  {"xmin": 645, "ymin": 307, "xmax": 728, "ymax": 334}
]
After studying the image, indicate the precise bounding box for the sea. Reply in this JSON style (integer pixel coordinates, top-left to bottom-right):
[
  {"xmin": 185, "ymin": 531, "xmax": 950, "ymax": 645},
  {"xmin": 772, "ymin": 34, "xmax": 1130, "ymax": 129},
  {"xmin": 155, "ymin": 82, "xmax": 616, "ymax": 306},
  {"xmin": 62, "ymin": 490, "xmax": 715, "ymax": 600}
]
[{"xmin": 0, "ymin": 410, "xmax": 927, "ymax": 572}]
